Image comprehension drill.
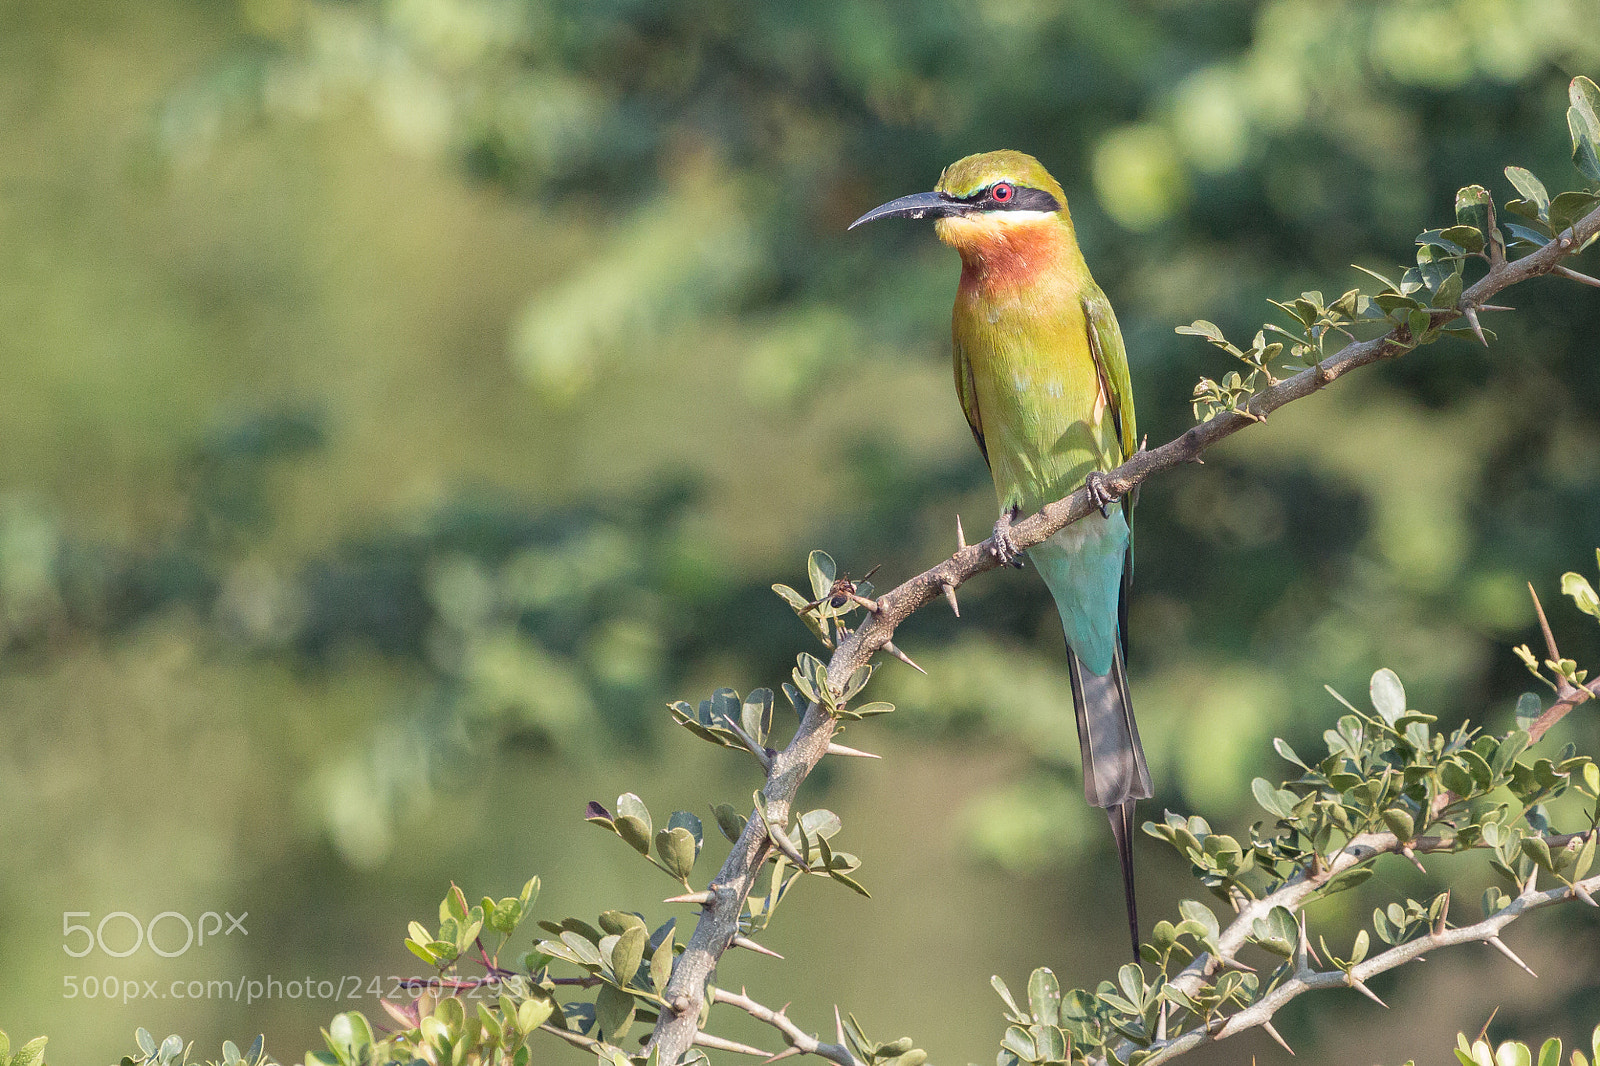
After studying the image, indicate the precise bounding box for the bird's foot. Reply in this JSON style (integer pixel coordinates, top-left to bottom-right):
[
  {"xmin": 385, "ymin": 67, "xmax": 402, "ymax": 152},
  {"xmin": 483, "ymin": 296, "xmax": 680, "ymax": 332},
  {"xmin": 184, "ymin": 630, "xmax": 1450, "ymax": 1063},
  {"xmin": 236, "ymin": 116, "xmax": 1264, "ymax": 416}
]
[
  {"xmin": 1084, "ymin": 471, "xmax": 1118, "ymax": 518},
  {"xmin": 990, "ymin": 508, "xmax": 1025, "ymax": 569}
]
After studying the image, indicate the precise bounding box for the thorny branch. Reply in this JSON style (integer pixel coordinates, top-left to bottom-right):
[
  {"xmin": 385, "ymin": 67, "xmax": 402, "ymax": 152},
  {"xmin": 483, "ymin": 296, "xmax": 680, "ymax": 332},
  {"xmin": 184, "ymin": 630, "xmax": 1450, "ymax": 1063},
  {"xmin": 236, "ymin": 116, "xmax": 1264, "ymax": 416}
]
[
  {"xmin": 645, "ymin": 202, "xmax": 1600, "ymax": 1066},
  {"xmin": 1134, "ymin": 870, "xmax": 1600, "ymax": 1066},
  {"xmin": 710, "ymin": 989, "xmax": 863, "ymax": 1066}
]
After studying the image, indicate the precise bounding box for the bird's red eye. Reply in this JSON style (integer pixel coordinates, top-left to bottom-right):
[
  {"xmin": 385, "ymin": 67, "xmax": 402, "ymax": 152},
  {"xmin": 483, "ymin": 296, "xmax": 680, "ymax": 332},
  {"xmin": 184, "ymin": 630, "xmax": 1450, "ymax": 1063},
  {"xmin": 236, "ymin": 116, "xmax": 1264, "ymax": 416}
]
[{"xmin": 991, "ymin": 182, "xmax": 1014, "ymax": 202}]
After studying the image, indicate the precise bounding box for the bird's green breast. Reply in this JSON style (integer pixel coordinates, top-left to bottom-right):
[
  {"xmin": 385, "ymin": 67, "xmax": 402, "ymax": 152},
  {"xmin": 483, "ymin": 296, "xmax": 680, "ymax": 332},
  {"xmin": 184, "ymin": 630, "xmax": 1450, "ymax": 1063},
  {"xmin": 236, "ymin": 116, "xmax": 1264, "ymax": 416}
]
[{"xmin": 953, "ymin": 271, "xmax": 1120, "ymax": 515}]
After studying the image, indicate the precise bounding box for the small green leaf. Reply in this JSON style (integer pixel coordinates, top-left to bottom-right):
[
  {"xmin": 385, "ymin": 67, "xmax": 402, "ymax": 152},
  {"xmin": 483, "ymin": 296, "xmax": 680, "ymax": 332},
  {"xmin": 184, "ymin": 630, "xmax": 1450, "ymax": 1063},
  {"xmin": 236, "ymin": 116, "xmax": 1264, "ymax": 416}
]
[
  {"xmin": 1250, "ymin": 906, "xmax": 1297, "ymax": 957},
  {"xmin": 1520, "ymin": 834, "xmax": 1554, "ymax": 871},
  {"xmin": 1432, "ymin": 272, "xmax": 1462, "ymax": 310},
  {"xmin": 1516, "ymin": 691, "xmax": 1544, "ymax": 729},
  {"xmin": 841, "ymin": 663, "xmax": 873, "ymax": 702},
  {"xmin": 518, "ymin": 992, "xmax": 555, "ymax": 1034},
  {"xmin": 1570, "ymin": 76, "xmax": 1600, "ymax": 183},
  {"xmin": 442, "ymin": 883, "xmax": 470, "ymax": 923},
  {"xmin": 1177, "ymin": 899, "xmax": 1219, "ymax": 940},
  {"xmin": 1440, "ymin": 759, "xmax": 1477, "ymax": 797},
  {"xmin": 1251, "ymin": 777, "xmax": 1297, "ymax": 819},
  {"xmin": 1563, "ymin": 572, "xmax": 1600, "ymax": 617},
  {"xmin": 991, "ymin": 975, "xmax": 1026, "ymax": 1021},
  {"xmin": 1417, "ymin": 229, "xmax": 1467, "ymax": 256},
  {"xmin": 667, "ymin": 811, "xmax": 704, "ymax": 854},
  {"xmin": 1175, "ymin": 320, "xmax": 1225, "ymax": 342},
  {"xmin": 742, "ymin": 689, "xmax": 776, "ymax": 746},
  {"xmin": 1382, "ymin": 807, "xmax": 1416, "ymax": 842},
  {"xmin": 712, "ymin": 803, "xmax": 747, "ymax": 843},
  {"xmin": 1027, "ymin": 967, "xmax": 1062, "ymax": 1026},
  {"xmin": 656, "ymin": 827, "xmax": 698, "ymax": 882},
  {"xmin": 1549, "ymin": 190, "xmax": 1600, "ymax": 234},
  {"xmin": 609, "ymin": 924, "xmax": 647, "ymax": 985},
  {"xmin": 1002, "ymin": 1026, "xmax": 1036, "ymax": 1060},
  {"xmin": 795, "ymin": 810, "xmax": 839, "ymax": 842},
  {"xmin": 1370, "ymin": 668, "xmax": 1406, "ymax": 725},
  {"xmin": 559, "ymin": 931, "xmax": 604, "ymax": 967},
  {"xmin": 595, "ymin": 983, "xmax": 636, "ymax": 1043},
  {"xmin": 1456, "ymin": 185, "xmax": 1492, "ymax": 234},
  {"xmin": 616, "ymin": 815, "xmax": 652, "ymax": 856},
  {"xmin": 807, "ymin": 550, "xmax": 837, "ymax": 601},
  {"xmin": 1537, "ymin": 1038, "xmax": 1563, "ymax": 1066},
  {"xmin": 1273, "ymin": 737, "xmax": 1310, "ymax": 769},
  {"xmin": 1503, "ymin": 221, "xmax": 1552, "ymax": 248},
  {"xmin": 1440, "ymin": 224, "xmax": 1486, "ymax": 252},
  {"xmin": 15, "ymin": 1036, "xmax": 48, "ymax": 1066},
  {"xmin": 1499, "ymin": 1040, "xmax": 1534, "ymax": 1066},
  {"xmin": 616, "ymin": 793, "xmax": 653, "ymax": 844},
  {"xmin": 650, "ymin": 929, "xmax": 676, "ymax": 996},
  {"xmin": 1505, "ymin": 167, "xmax": 1551, "ymax": 217}
]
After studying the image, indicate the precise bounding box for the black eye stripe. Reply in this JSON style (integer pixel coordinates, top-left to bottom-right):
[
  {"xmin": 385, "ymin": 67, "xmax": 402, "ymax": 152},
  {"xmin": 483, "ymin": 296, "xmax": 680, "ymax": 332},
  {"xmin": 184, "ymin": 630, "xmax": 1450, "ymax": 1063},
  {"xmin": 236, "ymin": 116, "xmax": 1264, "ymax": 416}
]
[{"xmin": 955, "ymin": 184, "xmax": 1061, "ymax": 212}]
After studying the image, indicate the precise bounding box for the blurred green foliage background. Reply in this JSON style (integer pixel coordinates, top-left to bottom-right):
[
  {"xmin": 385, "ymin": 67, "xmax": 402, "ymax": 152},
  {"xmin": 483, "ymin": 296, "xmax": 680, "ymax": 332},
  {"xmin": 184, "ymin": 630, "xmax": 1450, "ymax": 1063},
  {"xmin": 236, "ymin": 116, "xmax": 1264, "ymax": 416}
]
[{"xmin": 2, "ymin": 0, "xmax": 1600, "ymax": 1062}]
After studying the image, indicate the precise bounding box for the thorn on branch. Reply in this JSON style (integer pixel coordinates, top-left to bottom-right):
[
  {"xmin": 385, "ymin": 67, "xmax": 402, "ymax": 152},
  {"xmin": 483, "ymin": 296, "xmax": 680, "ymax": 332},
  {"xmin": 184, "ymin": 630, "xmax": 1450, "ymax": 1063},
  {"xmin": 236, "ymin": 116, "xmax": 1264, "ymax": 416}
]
[
  {"xmin": 731, "ymin": 934, "xmax": 784, "ymax": 958},
  {"xmin": 718, "ymin": 706, "xmax": 775, "ymax": 770},
  {"xmin": 664, "ymin": 891, "xmax": 716, "ymax": 906},
  {"xmin": 764, "ymin": 1048, "xmax": 805, "ymax": 1064},
  {"xmin": 881, "ymin": 640, "xmax": 926, "ymax": 674},
  {"xmin": 846, "ymin": 593, "xmax": 884, "ymax": 615},
  {"xmin": 1259, "ymin": 1020, "xmax": 1295, "ymax": 1056},
  {"xmin": 539, "ymin": 1023, "xmax": 601, "ymax": 1052},
  {"xmin": 941, "ymin": 579, "xmax": 960, "ymax": 617},
  {"xmin": 1571, "ymin": 881, "xmax": 1598, "ymax": 907},
  {"xmin": 1486, "ymin": 936, "xmax": 1538, "ymax": 978},
  {"xmin": 695, "ymin": 1031, "xmax": 773, "ymax": 1057},
  {"xmin": 1554, "ymin": 264, "xmax": 1600, "ymax": 289},
  {"xmin": 1530, "ymin": 584, "xmax": 1562, "ymax": 662},
  {"xmin": 826, "ymin": 740, "xmax": 882, "ymax": 759},
  {"xmin": 1462, "ymin": 306, "xmax": 1488, "ymax": 346},
  {"xmin": 1347, "ymin": 975, "xmax": 1389, "ymax": 1009},
  {"xmin": 956, "ymin": 515, "xmax": 967, "ymax": 551},
  {"xmin": 766, "ymin": 822, "xmax": 808, "ymax": 866}
]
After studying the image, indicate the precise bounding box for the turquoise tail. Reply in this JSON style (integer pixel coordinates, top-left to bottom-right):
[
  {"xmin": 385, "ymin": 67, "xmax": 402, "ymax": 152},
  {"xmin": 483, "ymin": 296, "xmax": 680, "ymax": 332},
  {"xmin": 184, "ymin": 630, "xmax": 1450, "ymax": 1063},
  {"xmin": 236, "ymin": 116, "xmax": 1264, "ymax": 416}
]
[{"xmin": 1031, "ymin": 509, "xmax": 1151, "ymax": 957}]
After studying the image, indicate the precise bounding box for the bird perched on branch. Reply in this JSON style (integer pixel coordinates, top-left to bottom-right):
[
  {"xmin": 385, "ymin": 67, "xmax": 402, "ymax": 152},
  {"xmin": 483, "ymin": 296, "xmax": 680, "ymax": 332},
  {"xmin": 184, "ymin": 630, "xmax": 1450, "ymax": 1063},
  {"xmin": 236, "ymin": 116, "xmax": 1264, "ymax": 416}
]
[{"xmin": 851, "ymin": 150, "xmax": 1151, "ymax": 957}]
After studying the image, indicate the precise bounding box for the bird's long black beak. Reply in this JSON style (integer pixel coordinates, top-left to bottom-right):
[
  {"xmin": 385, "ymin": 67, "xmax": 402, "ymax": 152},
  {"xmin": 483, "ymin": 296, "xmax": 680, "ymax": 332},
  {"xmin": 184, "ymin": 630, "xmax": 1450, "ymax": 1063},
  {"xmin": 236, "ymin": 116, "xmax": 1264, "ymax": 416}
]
[{"xmin": 848, "ymin": 190, "xmax": 970, "ymax": 229}]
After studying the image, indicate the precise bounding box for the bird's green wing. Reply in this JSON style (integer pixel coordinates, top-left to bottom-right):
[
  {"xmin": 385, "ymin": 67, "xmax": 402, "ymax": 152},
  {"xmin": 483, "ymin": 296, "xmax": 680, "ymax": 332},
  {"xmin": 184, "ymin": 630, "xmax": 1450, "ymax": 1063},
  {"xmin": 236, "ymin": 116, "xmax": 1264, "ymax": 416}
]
[
  {"xmin": 1082, "ymin": 283, "xmax": 1137, "ymax": 660},
  {"xmin": 952, "ymin": 332, "xmax": 989, "ymax": 467},
  {"xmin": 1082, "ymin": 284, "xmax": 1136, "ymax": 465}
]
